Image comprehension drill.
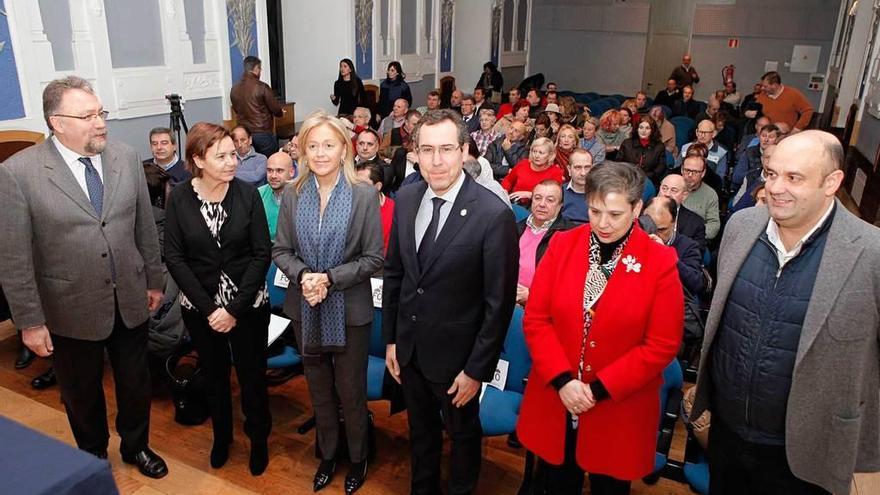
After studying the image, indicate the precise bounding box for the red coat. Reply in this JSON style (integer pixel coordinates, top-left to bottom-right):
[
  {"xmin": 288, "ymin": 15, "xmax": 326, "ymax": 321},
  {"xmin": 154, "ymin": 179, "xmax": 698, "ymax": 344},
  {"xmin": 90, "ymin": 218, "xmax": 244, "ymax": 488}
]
[{"xmin": 516, "ymin": 223, "xmax": 683, "ymax": 480}]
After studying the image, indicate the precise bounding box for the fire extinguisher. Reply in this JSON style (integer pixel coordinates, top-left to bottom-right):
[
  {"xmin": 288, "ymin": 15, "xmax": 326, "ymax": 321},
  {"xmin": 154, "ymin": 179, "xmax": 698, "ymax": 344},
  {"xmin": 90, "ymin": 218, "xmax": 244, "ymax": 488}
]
[{"xmin": 722, "ymin": 64, "xmax": 736, "ymax": 84}]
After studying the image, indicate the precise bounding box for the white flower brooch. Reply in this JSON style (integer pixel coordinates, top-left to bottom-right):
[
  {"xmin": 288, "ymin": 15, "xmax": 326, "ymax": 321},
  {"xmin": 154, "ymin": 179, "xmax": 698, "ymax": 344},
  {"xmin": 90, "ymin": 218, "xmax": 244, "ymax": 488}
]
[{"xmin": 622, "ymin": 255, "xmax": 641, "ymax": 273}]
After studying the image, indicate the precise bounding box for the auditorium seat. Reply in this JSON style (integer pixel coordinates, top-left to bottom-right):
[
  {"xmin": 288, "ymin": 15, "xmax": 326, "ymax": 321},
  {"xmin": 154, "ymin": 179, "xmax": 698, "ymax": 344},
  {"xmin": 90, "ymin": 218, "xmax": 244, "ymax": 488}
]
[
  {"xmin": 670, "ymin": 116, "xmax": 696, "ymax": 150},
  {"xmin": 479, "ymin": 306, "xmax": 530, "ymax": 437},
  {"xmin": 0, "ymin": 130, "xmax": 45, "ymax": 162},
  {"xmin": 644, "ymin": 359, "xmax": 684, "ymax": 485}
]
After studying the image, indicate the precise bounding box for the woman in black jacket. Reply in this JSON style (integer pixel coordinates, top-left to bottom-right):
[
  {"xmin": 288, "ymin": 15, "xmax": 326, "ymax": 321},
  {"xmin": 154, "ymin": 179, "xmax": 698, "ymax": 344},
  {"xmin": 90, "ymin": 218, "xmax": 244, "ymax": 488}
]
[
  {"xmin": 164, "ymin": 122, "xmax": 272, "ymax": 476},
  {"xmin": 619, "ymin": 119, "xmax": 666, "ymax": 187},
  {"xmin": 477, "ymin": 61, "xmax": 504, "ymax": 100},
  {"xmin": 331, "ymin": 58, "xmax": 367, "ymax": 117},
  {"xmin": 376, "ymin": 61, "xmax": 412, "ymax": 123}
]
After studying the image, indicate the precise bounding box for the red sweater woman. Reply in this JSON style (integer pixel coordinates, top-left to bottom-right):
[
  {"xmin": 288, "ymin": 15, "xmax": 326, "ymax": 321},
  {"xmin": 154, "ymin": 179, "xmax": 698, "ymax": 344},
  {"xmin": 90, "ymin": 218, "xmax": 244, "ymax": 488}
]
[
  {"xmin": 501, "ymin": 137, "xmax": 564, "ymax": 205},
  {"xmin": 516, "ymin": 162, "xmax": 683, "ymax": 494}
]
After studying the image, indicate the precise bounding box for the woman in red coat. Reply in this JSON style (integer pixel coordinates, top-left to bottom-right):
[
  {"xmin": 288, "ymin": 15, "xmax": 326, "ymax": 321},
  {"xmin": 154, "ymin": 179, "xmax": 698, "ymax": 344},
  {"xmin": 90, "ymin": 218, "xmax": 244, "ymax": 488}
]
[{"xmin": 516, "ymin": 161, "xmax": 683, "ymax": 495}]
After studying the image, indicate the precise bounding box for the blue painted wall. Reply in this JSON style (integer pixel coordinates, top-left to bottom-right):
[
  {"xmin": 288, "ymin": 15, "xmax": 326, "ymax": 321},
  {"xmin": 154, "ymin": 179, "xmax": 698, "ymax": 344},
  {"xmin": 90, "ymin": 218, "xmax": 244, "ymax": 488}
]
[{"xmin": 0, "ymin": 0, "xmax": 26, "ymax": 121}]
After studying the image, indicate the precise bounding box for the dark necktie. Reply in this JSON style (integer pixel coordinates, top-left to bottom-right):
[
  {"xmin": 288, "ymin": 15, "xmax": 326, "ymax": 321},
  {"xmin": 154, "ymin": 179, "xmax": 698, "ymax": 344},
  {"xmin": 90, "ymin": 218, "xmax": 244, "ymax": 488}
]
[
  {"xmin": 78, "ymin": 156, "xmax": 104, "ymax": 216},
  {"xmin": 418, "ymin": 197, "xmax": 445, "ymax": 268}
]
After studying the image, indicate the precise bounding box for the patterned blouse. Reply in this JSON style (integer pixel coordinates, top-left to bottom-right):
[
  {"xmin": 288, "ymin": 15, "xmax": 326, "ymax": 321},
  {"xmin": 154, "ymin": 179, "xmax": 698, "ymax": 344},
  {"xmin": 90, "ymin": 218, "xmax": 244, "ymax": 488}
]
[{"xmin": 180, "ymin": 197, "xmax": 269, "ymax": 311}]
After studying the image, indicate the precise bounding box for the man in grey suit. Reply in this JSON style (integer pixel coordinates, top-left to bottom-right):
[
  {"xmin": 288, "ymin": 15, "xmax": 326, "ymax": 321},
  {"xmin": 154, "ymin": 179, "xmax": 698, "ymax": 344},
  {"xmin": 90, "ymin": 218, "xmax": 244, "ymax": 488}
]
[
  {"xmin": 0, "ymin": 76, "xmax": 168, "ymax": 478},
  {"xmin": 691, "ymin": 130, "xmax": 880, "ymax": 495}
]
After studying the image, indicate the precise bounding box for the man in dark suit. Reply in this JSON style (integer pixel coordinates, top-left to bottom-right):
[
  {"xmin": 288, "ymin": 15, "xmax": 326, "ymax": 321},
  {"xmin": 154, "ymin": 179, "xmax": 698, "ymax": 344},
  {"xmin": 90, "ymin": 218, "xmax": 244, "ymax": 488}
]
[
  {"xmin": 383, "ymin": 109, "xmax": 519, "ymax": 495},
  {"xmin": 459, "ymin": 95, "xmax": 481, "ymax": 135},
  {"xmin": 0, "ymin": 76, "xmax": 168, "ymax": 478}
]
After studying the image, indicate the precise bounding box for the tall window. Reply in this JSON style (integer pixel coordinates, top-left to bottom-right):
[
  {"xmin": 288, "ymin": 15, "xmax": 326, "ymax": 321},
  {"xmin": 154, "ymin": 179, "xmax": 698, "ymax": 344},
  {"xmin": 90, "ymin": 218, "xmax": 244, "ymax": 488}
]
[
  {"xmin": 401, "ymin": 0, "xmax": 418, "ymax": 54},
  {"xmin": 183, "ymin": 0, "xmax": 207, "ymax": 64},
  {"xmin": 38, "ymin": 0, "xmax": 75, "ymax": 71},
  {"xmin": 104, "ymin": 0, "xmax": 165, "ymax": 68}
]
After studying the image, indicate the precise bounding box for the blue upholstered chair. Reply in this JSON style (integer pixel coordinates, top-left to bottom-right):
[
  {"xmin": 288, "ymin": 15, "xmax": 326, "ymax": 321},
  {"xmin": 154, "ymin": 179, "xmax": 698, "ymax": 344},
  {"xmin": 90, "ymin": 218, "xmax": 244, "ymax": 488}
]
[
  {"xmin": 479, "ymin": 306, "xmax": 531, "ymax": 437},
  {"xmin": 512, "ymin": 203, "xmax": 530, "ymax": 223},
  {"xmin": 264, "ymin": 262, "xmax": 303, "ymax": 383},
  {"xmin": 643, "ymin": 359, "xmax": 684, "ymax": 484},
  {"xmin": 670, "ymin": 116, "xmax": 696, "ymax": 151},
  {"xmin": 366, "ymin": 308, "xmax": 387, "ymax": 401}
]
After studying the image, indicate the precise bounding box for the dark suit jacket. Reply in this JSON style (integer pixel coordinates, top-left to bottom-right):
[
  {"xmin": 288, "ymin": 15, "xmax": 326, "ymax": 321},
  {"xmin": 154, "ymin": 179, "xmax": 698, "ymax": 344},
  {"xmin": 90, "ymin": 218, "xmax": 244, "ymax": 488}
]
[
  {"xmin": 0, "ymin": 140, "xmax": 163, "ymax": 340},
  {"xmin": 461, "ymin": 113, "xmax": 481, "ymax": 134},
  {"xmin": 383, "ymin": 175, "xmax": 519, "ymax": 383},
  {"xmin": 164, "ymin": 178, "xmax": 271, "ymax": 318},
  {"xmin": 273, "ymin": 181, "xmax": 384, "ymax": 326},
  {"xmin": 677, "ymin": 205, "xmax": 707, "ymax": 252}
]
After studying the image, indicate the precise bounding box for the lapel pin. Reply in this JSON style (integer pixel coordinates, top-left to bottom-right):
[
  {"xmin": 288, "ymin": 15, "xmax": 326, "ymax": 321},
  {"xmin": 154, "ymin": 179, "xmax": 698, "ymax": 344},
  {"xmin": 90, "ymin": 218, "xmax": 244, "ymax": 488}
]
[{"xmin": 460, "ymin": 209, "xmax": 467, "ymax": 217}]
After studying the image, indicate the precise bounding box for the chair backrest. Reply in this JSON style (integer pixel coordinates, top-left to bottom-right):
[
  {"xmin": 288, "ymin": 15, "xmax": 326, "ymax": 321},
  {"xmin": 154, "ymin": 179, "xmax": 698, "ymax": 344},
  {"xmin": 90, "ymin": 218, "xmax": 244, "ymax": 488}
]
[
  {"xmin": 265, "ymin": 262, "xmax": 287, "ymax": 310},
  {"xmin": 0, "ymin": 130, "xmax": 45, "ymax": 162},
  {"xmin": 500, "ymin": 306, "xmax": 530, "ymax": 394},
  {"xmin": 670, "ymin": 116, "xmax": 696, "ymax": 149},
  {"xmin": 369, "ymin": 307, "xmax": 385, "ymax": 358},
  {"xmin": 659, "ymin": 359, "xmax": 683, "ymax": 422},
  {"xmin": 511, "ymin": 204, "xmax": 530, "ymax": 222}
]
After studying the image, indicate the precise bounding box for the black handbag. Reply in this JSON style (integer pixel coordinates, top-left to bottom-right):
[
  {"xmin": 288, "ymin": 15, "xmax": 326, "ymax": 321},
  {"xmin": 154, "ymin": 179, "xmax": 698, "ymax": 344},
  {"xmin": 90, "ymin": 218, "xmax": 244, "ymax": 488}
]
[{"xmin": 165, "ymin": 348, "xmax": 209, "ymax": 426}]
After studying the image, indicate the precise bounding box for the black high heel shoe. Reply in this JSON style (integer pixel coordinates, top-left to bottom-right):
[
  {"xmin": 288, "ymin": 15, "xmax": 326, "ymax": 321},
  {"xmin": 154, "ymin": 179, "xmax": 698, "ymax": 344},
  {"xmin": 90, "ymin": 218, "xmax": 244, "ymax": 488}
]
[
  {"xmin": 210, "ymin": 441, "xmax": 230, "ymax": 469},
  {"xmin": 344, "ymin": 459, "xmax": 368, "ymax": 494},
  {"xmin": 313, "ymin": 459, "xmax": 336, "ymax": 492}
]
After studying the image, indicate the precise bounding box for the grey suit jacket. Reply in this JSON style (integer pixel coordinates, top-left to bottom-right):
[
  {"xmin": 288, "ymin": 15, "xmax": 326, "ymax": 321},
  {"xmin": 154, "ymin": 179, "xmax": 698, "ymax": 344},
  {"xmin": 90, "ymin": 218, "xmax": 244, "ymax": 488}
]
[
  {"xmin": 272, "ymin": 180, "xmax": 384, "ymax": 326},
  {"xmin": 692, "ymin": 201, "xmax": 880, "ymax": 494},
  {"xmin": 0, "ymin": 139, "xmax": 163, "ymax": 340}
]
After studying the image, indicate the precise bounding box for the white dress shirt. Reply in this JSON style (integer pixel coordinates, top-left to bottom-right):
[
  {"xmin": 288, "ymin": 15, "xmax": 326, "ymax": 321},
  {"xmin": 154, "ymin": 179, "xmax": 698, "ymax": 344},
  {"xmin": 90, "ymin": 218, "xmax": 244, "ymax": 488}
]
[
  {"xmin": 52, "ymin": 135, "xmax": 104, "ymax": 201},
  {"xmin": 415, "ymin": 171, "xmax": 466, "ymax": 248}
]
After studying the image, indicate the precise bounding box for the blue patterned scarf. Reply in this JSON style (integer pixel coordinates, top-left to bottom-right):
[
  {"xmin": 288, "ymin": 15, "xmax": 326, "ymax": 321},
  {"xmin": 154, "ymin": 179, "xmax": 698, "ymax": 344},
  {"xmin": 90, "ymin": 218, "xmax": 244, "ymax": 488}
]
[{"xmin": 295, "ymin": 174, "xmax": 352, "ymax": 354}]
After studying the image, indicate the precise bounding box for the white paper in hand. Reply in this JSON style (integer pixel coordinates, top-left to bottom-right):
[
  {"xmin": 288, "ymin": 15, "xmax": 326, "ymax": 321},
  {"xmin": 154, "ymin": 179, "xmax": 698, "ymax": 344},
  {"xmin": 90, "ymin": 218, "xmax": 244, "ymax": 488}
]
[{"xmin": 267, "ymin": 314, "xmax": 290, "ymax": 347}]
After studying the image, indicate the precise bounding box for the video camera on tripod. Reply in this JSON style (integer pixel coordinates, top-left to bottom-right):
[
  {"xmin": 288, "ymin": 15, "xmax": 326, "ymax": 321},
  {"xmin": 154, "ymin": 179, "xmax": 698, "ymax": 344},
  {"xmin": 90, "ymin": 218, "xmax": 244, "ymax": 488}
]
[{"xmin": 165, "ymin": 93, "xmax": 188, "ymax": 147}]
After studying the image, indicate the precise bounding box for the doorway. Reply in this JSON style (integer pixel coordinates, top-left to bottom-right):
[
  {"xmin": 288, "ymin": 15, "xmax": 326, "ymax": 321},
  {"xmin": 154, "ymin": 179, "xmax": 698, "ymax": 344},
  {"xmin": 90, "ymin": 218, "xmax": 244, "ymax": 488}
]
[{"xmin": 642, "ymin": 0, "xmax": 697, "ymax": 98}]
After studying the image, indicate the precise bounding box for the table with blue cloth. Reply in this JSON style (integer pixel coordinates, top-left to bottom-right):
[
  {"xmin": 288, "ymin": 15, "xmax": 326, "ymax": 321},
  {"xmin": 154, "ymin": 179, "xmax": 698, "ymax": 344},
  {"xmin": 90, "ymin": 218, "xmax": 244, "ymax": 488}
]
[{"xmin": 0, "ymin": 415, "xmax": 118, "ymax": 495}]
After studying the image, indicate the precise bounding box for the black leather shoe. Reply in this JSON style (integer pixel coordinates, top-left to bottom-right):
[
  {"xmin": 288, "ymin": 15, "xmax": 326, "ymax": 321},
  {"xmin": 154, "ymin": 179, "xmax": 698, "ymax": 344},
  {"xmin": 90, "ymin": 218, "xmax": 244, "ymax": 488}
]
[
  {"xmin": 249, "ymin": 442, "xmax": 268, "ymax": 476},
  {"xmin": 31, "ymin": 367, "xmax": 56, "ymax": 390},
  {"xmin": 313, "ymin": 459, "xmax": 336, "ymax": 492},
  {"xmin": 15, "ymin": 346, "xmax": 36, "ymax": 369},
  {"xmin": 344, "ymin": 459, "xmax": 368, "ymax": 494},
  {"xmin": 210, "ymin": 441, "xmax": 230, "ymax": 469},
  {"xmin": 122, "ymin": 448, "xmax": 169, "ymax": 479}
]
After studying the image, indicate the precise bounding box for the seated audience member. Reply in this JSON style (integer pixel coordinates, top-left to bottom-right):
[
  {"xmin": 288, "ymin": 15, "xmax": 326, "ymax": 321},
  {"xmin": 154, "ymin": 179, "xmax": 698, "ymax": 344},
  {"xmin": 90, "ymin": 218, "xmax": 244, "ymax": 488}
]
[
  {"xmin": 144, "ymin": 127, "xmax": 190, "ymax": 192},
  {"xmin": 597, "ymin": 109, "xmax": 626, "ymax": 158},
  {"xmin": 546, "ymin": 82, "xmax": 558, "ymax": 92},
  {"xmin": 739, "ymin": 82, "xmax": 763, "ymax": 120},
  {"xmin": 647, "ymin": 105, "xmax": 677, "ymax": 155},
  {"xmin": 544, "ymin": 90, "xmax": 559, "ymax": 106},
  {"xmin": 681, "ymin": 119, "xmax": 728, "ymax": 193},
  {"xmin": 355, "ymin": 159, "xmax": 395, "ymax": 253},
  {"xmin": 281, "ymin": 132, "xmax": 300, "ymax": 176},
  {"xmin": 494, "ymin": 99, "xmax": 532, "ymax": 137},
  {"xmin": 517, "ymin": 161, "xmax": 683, "ymax": 495},
  {"xmin": 416, "ymin": 90, "xmax": 442, "ymax": 115},
  {"xmin": 681, "ymin": 155, "xmax": 720, "ymax": 240},
  {"xmin": 634, "ymin": 91, "xmax": 649, "ymax": 114},
  {"xmin": 449, "ymin": 89, "xmax": 463, "ymax": 113},
  {"xmin": 579, "ymin": 117, "xmax": 606, "ymax": 165},
  {"xmin": 733, "ymin": 124, "xmax": 779, "ymax": 193},
  {"xmin": 466, "ymin": 136, "xmax": 497, "ymax": 184},
  {"xmin": 730, "ymin": 143, "xmax": 776, "ymax": 213},
  {"xmin": 774, "ymin": 121, "xmax": 792, "ymax": 139},
  {"xmin": 544, "ymin": 103, "xmax": 563, "ymax": 134},
  {"xmin": 751, "ymin": 182, "xmax": 766, "ymax": 206},
  {"xmin": 502, "ymin": 138, "xmax": 565, "ymax": 205},
  {"xmin": 486, "ymin": 120, "xmax": 530, "ymax": 179},
  {"xmin": 259, "ymin": 151, "xmax": 295, "ymax": 241},
  {"xmin": 460, "ymin": 94, "xmax": 481, "ymax": 134},
  {"xmin": 723, "ymin": 80, "xmax": 741, "ymax": 107},
  {"xmin": 644, "ymin": 197, "xmax": 705, "ymax": 296},
  {"xmin": 712, "ymin": 111, "xmax": 737, "ymax": 154},
  {"xmin": 617, "ymin": 107, "xmax": 634, "ymax": 138},
  {"xmin": 619, "ymin": 119, "xmax": 666, "ymax": 187},
  {"xmin": 654, "ymin": 79, "xmax": 682, "ymax": 109},
  {"xmin": 672, "ymin": 85, "xmax": 701, "ymax": 120},
  {"xmin": 526, "ymin": 88, "xmax": 543, "ymax": 118},
  {"xmin": 380, "ymin": 109, "xmax": 420, "ymax": 160},
  {"xmin": 561, "ymin": 148, "xmax": 593, "ymax": 224},
  {"xmin": 355, "ymin": 128, "xmax": 381, "ymax": 165},
  {"xmin": 351, "ymin": 107, "xmax": 372, "ymax": 137},
  {"xmin": 232, "ymin": 125, "xmax": 268, "ymax": 186},
  {"xmin": 554, "ymin": 124, "xmax": 579, "ymax": 171},
  {"xmin": 473, "ymin": 86, "xmax": 494, "ymax": 114},
  {"xmin": 471, "ymin": 108, "xmax": 501, "ymax": 156},
  {"xmin": 516, "ymin": 180, "xmax": 576, "ymax": 305},
  {"xmin": 529, "ymin": 113, "xmax": 555, "ymax": 146},
  {"xmin": 463, "ymin": 158, "xmax": 510, "ymax": 207},
  {"xmin": 739, "ymin": 115, "xmax": 770, "ymax": 152},
  {"xmin": 695, "ymin": 97, "xmax": 719, "ymax": 124},
  {"xmin": 386, "ymin": 135, "xmax": 420, "ymax": 195},
  {"xmin": 379, "ymin": 98, "xmax": 410, "ymax": 136},
  {"xmin": 711, "ymin": 89, "xmax": 738, "ymax": 118},
  {"xmin": 658, "ymin": 174, "xmax": 707, "ymax": 252},
  {"xmin": 755, "ymin": 71, "xmax": 813, "ymax": 132},
  {"xmin": 496, "ymin": 87, "xmax": 521, "ymax": 120},
  {"xmin": 559, "ymin": 96, "xmax": 579, "ymax": 128}
]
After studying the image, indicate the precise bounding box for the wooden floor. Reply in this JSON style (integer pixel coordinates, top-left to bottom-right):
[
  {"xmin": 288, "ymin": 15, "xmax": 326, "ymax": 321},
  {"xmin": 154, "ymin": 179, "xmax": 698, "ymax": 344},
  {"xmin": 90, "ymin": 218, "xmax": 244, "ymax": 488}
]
[{"xmin": 1, "ymin": 317, "xmax": 877, "ymax": 495}]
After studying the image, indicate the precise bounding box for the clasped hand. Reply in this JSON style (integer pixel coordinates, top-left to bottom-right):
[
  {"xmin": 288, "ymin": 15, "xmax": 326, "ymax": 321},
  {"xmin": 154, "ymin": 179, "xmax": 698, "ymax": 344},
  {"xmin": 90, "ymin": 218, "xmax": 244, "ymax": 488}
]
[
  {"xmin": 301, "ymin": 272, "xmax": 330, "ymax": 307},
  {"xmin": 559, "ymin": 380, "xmax": 596, "ymax": 416}
]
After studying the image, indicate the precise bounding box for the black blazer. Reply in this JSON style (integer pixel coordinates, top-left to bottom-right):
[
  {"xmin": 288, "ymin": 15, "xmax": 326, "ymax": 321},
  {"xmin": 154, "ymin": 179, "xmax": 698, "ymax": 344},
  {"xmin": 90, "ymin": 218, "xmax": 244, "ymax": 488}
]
[
  {"xmin": 383, "ymin": 175, "xmax": 519, "ymax": 383},
  {"xmin": 677, "ymin": 205, "xmax": 707, "ymax": 253},
  {"xmin": 164, "ymin": 178, "xmax": 271, "ymax": 318}
]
